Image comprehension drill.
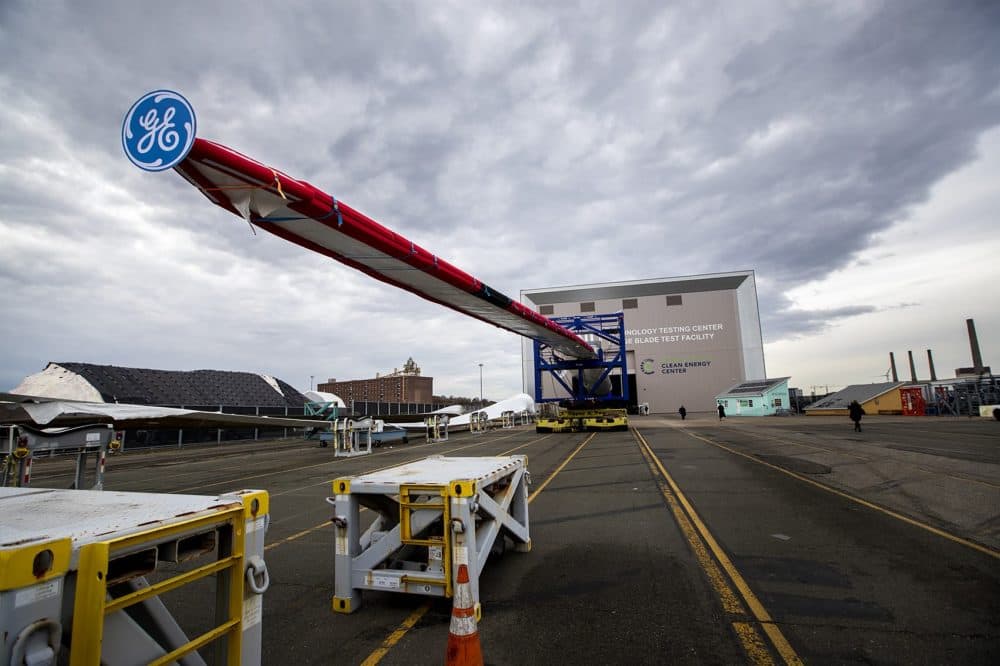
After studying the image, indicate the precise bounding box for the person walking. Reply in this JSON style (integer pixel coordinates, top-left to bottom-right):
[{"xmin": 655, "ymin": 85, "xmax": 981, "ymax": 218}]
[
  {"xmin": 678, "ymin": 405, "xmax": 687, "ymax": 420},
  {"xmin": 848, "ymin": 400, "xmax": 865, "ymax": 432},
  {"xmin": 717, "ymin": 403, "xmax": 726, "ymax": 420}
]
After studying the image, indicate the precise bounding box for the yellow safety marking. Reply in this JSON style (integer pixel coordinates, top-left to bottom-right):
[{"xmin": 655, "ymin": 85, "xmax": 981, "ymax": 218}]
[
  {"xmin": 635, "ymin": 440, "xmax": 742, "ymax": 614},
  {"xmin": 149, "ymin": 619, "xmax": 240, "ymax": 666},
  {"xmin": 682, "ymin": 427, "xmax": 1000, "ymax": 560},
  {"xmin": 529, "ymin": 433, "xmax": 595, "ymax": 502},
  {"xmin": 449, "ymin": 479, "xmax": 477, "ymax": 497},
  {"xmin": 69, "ymin": 542, "xmax": 110, "ymax": 666},
  {"xmin": 635, "ymin": 428, "xmax": 802, "ymax": 666},
  {"xmin": 501, "ymin": 433, "xmax": 552, "ymax": 455},
  {"xmin": 264, "ymin": 506, "xmax": 373, "ymax": 552},
  {"xmin": 241, "ymin": 490, "xmax": 269, "ymax": 519},
  {"xmin": 361, "ymin": 432, "xmax": 594, "ymax": 665},
  {"xmin": 265, "ymin": 520, "xmax": 331, "ymax": 551},
  {"xmin": 733, "ymin": 621, "xmax": 777, "ymax": 666},
  {"xmin": 105, "ymin": 556, "xmax": 239, "ymax": 614},
  {"xmin": 66, "ymin": 505, "xmax": 248, "ymax": 665},
  {"xmin": 0, "ymin": 538, "xmax": 72, "ymax": 591},
  {"xmin": 360, "ymin": 603, "xmax": 431, "ymax": 666},
  {"xmin": 107, "ymin": 505, "xmax": 244, "ymax": 553}
]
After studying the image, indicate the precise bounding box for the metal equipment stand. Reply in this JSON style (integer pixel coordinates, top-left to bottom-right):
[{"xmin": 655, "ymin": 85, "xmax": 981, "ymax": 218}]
[
  {"xmin": 0, "ymin": 487, "xmax": 270, "ymax": 665},
  {"xmin": 320, "ymin": 418, "xmax": 373, "ymax": 457},
  {"xmin": 469, "ymin": 412, "xmax": 489, "ymax": 434},
  {"xmin": 329, "ymin": 455, "xmax": 530, "ymax": 617},
  {"xmin": 3, "ymin": 424, "xmax": 113, "ymax": 489},
  {"xmin": 424, "ymin": 414, "xmax": 450, "ymax": 442}
]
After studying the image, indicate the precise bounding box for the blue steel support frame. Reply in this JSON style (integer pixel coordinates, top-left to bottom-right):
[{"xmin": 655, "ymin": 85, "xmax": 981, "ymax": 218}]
[{"xmin": 533, "ymin": 313, "xmax": 629, "ymax": 404}]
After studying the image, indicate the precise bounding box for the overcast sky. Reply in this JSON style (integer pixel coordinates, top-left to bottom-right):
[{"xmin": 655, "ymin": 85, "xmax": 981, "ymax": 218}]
[{"xmin": 2, "ymin": 1, "xmax": 998, "ymax": 403}]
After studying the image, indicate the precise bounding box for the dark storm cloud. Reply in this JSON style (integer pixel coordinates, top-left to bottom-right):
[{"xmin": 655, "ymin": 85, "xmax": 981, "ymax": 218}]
[
  {"xmin": 1, "ymin": 0, "xmax": 998, "ymax": 393},
  {"xmin": 669, "ymin": 1, "xmax": 1000, "ymax": 285}
]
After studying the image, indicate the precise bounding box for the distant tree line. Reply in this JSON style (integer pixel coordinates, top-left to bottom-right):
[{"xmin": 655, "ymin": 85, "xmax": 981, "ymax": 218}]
[{"xmin": 433, "ymin": 395, "xmax": 495, "ymax": 409}]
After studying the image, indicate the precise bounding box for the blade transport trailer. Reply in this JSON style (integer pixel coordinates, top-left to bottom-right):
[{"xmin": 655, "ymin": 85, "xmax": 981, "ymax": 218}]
[
  {"xmin": 329, "ymin": 455, "xmax": 530, "ymax": 617},
  {"xmin": 534, "ymin": 313, "xmax": 630, "ymax": 432}
]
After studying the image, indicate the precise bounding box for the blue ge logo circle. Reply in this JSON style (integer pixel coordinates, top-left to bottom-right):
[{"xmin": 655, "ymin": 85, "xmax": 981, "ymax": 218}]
[
  {"xmin": 122, "ymin": 90, "xmax": 196, "ymax": 171},
  {"xmin": 640, "ymin": 359, "xmax": 657, "ymax": 375}
]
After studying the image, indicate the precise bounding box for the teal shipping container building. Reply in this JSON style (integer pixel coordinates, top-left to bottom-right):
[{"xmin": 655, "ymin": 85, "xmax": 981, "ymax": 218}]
[{"xmin": 715, "ymin": 377, "xmax": 791, "ymax": 416}]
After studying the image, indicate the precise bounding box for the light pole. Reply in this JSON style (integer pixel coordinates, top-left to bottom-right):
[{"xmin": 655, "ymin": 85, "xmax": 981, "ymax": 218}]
[
  {"xmin": 310, "ymin": 375, "xmax": 314, "ymax": 391},
  {"xmin": 478, "ymin": 363, "xmax": 484, "ymax": 404}
]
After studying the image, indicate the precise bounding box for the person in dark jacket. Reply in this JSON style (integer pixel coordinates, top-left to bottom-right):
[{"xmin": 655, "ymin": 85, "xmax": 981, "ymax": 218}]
[
  {"xmin": 848, "ymin": 400, "xmax": 865, "ymax": 432},
  {"xmin": 678, "ymin": 405, "xmax": 687, "ymax": 420},
  {"xmin": 717, "ymin": 403, "xmax": 726, "ymax": 420}
]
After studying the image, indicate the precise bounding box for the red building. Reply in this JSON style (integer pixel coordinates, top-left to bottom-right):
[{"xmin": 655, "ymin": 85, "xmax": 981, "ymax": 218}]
[{"xmin": 318, "ymin": 358, "xmax": 433, "ymax": 404}]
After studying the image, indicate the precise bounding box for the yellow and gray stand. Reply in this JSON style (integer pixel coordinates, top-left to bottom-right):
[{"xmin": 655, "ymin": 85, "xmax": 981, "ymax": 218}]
[
  {"xmin": 469, "ymin": 412, "xmax": 489, "ymax": 434},
  {"xmin": 320, "ymin": 418, "xmax": 373, "ymax": 457},
  {"xmin": 0, "ymin": 487, "xmax": 270, "ymax": 665},
  {"xmin": 3, "ymin": 424, "xmax": 113, "ymax": 489},
  {"xmin": 329, "ymin": 455, "xmax": 530, "ymax": 617},
  {"xmin": 423, "ymin": 414, "xmax": 450, "ymax": 443}
]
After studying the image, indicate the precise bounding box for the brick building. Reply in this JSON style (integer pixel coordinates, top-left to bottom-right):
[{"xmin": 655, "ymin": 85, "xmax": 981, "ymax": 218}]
[{"xmin": 318, "ymin": 358, "xmax": 433, "ymax": 404}]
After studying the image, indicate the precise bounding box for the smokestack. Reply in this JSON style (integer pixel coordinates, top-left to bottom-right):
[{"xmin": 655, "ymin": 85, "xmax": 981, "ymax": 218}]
[
  {"xmin": 889, "ymin": 352, "xmax": 899, "ymax": 382},
  {"xmin": 927, "ymin": 349, "xmax": 937, "ymax": 381},
  {"xmin": 908, "ymin": 350, "xmax": 917, "ymax": 383},
  {"xmin": 967, "ymin": 318, "xmax": 984, "ymax": 370}
]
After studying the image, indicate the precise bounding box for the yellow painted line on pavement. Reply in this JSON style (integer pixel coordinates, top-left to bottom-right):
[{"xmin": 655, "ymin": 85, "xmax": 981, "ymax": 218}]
[
  {"xmin": 635, "ymin": 436, "xmax": 743, "ymax": 616},
  {"xmin": 529, "ymin": 433, "xmax": 594, "ymax": 502},
  {"xmin": 360, "ymin": 603, "xmax": 431, "ymax": 666},
  {"xmin": 501, "ymin": 433, "xmax": 553, "ymax": 455},
  {"xmin": 264, "ymin": 520, "xmax": 331, "ymax": 551},
  {"xmin": 635, "ymin": 428, "xmax": 802, "ymax": 666},
  {"xmin": 682, "ymin": 427, "xmax": 1000, "ymax": 560}
]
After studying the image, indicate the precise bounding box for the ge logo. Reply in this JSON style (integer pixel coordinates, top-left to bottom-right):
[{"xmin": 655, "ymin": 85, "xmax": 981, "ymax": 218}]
[
  {"xmin": 122, "ymin": 90, "xmax": 196, "ymax": 171},
  {"xmin": 640, "ymin": 359, "xmax": 657, "ymax": 375}
]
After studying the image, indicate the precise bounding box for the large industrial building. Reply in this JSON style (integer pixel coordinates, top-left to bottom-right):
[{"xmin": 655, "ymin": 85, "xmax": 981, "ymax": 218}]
[{"xmin": 521, "ymin": 271, "xmax": 766, "ymax": 413}]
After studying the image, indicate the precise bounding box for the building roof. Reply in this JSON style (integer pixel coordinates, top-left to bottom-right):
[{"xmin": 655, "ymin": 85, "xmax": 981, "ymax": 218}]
[
  {"xmin": 23, "ymin": 362, "xmax": 306, "ymax": 407},
  {"xmin": 806, "ymin": 382, "xmax": 905, "ymax": 410},
  {"xmin": 521, "ymin": 271, "xmax": 752, "ymax": 304},
  {"xmin": 717, "ymin": 377, "xmax": 790, "ymax": 397}
]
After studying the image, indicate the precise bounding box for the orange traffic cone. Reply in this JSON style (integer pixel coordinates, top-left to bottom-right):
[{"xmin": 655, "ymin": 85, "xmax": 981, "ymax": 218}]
[{"xmin": 445, "ymin": 563, "xmax": 483, "ymax": 666}]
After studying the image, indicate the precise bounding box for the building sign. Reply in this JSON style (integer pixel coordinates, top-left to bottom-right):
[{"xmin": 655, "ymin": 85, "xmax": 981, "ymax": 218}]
[
  {"xmin": 626, "ymin": 323, "xmax": 726, "ymax": 346},
  {"xmin": 641, "ymin": 358, "xmax": 713, "ymax": 375}
]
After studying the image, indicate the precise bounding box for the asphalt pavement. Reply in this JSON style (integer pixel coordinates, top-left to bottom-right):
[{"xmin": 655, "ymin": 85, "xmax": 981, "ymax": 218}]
[{"xmin": 23, "ymin": 415, "xmax": 999, "ymax": 664}]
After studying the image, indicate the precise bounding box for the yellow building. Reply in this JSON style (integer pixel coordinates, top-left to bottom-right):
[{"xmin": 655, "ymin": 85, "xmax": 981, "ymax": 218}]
[{"xmin": 805, "ymin": 382, "xmax": 905, "ymax": 416}]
